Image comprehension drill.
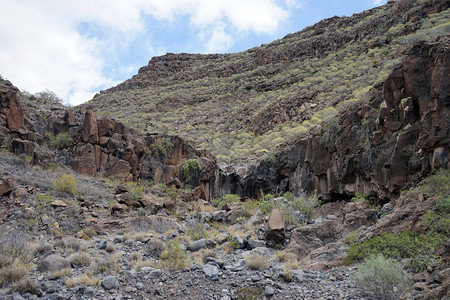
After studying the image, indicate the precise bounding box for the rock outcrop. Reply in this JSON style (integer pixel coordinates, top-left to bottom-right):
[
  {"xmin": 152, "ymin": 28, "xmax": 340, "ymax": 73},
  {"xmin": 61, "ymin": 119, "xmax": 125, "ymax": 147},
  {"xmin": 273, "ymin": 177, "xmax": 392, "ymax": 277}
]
[{"xmin": 216, "ymin": 38, "xmax": 450, "ymax": 202}]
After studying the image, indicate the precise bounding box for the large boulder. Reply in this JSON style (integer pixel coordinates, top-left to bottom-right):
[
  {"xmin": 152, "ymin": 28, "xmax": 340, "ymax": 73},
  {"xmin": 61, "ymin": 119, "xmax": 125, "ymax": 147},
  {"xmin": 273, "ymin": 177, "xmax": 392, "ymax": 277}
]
[
  {"xmin": 37, "ymin": 255, "xmax": 71, "ymax": 272},
  {"xmin": 265, "ymin": 208, "xmax": 285, "ymax": 244},
  {"xmin": 286, "ymin": 219, "xmax": 343, "ymax": 259}
]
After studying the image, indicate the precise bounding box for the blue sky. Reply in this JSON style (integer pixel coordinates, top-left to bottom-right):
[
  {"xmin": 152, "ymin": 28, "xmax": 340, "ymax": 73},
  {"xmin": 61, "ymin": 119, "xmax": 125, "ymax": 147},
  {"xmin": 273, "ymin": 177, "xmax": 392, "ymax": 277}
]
[{"xmin": 0, "ymin": 0, "xmax": 386, "ymax": 106}]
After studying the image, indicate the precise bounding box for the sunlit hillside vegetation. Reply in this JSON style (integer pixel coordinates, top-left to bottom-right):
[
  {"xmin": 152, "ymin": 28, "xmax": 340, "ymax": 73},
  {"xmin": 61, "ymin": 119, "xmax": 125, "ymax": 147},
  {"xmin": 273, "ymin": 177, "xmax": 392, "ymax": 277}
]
[{"xmin": 80, "ymin": 1, "xmax": 449, "ymax": 165}]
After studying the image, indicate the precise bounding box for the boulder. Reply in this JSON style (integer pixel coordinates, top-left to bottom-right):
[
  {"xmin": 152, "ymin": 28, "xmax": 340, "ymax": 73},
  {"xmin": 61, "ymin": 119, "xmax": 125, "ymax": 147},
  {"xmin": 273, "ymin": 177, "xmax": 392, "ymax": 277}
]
[
  {"xmin": 343, "ymin": 202, "xmax": 377, "ymax": 231},
  {"xmin": 285, "ymin": 219, "xmax": 343, "ymax": 259},
  {"xmin": 0, "ymin": 177, "xmax": 18, "ymax": 196},
  {"xmin": 37, "ymin": 255, "xmax": 71, "ymax": 272},
  {"xmin": 265, "ymin": 209, "xmax": 285, "ymax": 244},
  {"xmin": 247, "ymin": 238, "xmax": 266, "ymax": 250},
  {"xmin": 106, "ymin": 159, "xmax": 132, "ymax": 181},
  {"xmin": 202, "ymin": 263, "xmax": 219, "ymax": 281},
  {"xmin": 188, "ymin": 239, "xmax": 217, "ymax": 252},
  {"xmin": 141, "ymin": 194, "xmax": 164, "ymax": 212}
]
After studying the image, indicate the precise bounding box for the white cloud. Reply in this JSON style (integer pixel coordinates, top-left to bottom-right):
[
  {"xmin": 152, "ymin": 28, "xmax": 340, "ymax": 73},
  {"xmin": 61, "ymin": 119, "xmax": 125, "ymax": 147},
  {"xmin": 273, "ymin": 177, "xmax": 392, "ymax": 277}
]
[
  {"xmin": 373, "ymin": 0, "xmax": 387, "ymax": 6},
  {"xmin": 0, "ymin": 0, "xmax": 289, "ymax": 105}
]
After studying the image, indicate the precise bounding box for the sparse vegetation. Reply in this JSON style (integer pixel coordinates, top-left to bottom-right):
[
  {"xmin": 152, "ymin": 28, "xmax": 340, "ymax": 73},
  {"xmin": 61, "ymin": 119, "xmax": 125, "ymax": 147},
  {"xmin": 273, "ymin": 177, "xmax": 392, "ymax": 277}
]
[
  {"xmin": 245, "ymin": 254, "xmax": 268, "ymax": 270},
  {"xmin": 150, "ymin": 137, "xmax": 173, "ymax": 162},
  {"xmin": 70, "ymin": 252, "xmax": 92, "ymax": 267},
  {"xmin": 160, "ymin": 241, "xmax": 190, "ymax": 271},
  {"xmin": 181, "ymin": 159, "xmax": 202, "ymax": 185},
  {"xmin": 46, "ymin": 132, "xmax": 73, "ymax": 150},
  {"xmin": 353, "ymin": 254, "xmax": 412, "ymax": 299},
  {"xmin": 53, "ymin": 174, "xmax": 78, "ymax": 195},
  {"xmin": 211, "ymin": 194, "xmax": 240, "ymax": 208}
]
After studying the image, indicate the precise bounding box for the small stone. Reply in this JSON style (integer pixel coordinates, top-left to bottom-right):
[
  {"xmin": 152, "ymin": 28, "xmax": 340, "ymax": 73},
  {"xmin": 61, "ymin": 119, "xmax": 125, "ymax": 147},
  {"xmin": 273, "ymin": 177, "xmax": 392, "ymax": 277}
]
[
  {"xmin": 203, "ymin": 263, "xmax": 219, "ymax": 281},
  {"xmin": 136, "ymin": 282, "xmax": 143, "ymax": 290},
  {"xmin": 265, "ymin": 286, "xmax": 275, "ymax": 296},
  {"xmin": 97, "ymin": 240, "xmax": 107, "ymax": 249},
  {"xmin": 247, "ymin": 238, "xmax": 266, "ymax": 249},
  {"xmin": 101, "ymin": 276, "xmax": 117, "ymax": 290},
  {"xmin": 221, "ymin": 289, "xmax": 230, "ymax": 297}
]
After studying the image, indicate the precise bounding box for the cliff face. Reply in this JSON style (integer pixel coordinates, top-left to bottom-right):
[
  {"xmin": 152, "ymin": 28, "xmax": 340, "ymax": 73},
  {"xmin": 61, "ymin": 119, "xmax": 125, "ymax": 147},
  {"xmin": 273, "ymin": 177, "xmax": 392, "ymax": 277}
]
[
  {"xmin": 81, "ymin": 1, "xmax": 449, "ymax": 166},
  {"xmin": 217, "ymin": 39, "xmax": 449, "ymax": 201}
]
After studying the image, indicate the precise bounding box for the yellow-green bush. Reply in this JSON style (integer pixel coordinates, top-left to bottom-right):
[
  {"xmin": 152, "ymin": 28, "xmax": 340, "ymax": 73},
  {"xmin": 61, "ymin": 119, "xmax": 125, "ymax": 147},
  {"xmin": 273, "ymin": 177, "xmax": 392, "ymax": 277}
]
[{"xmin": 53, "ymin": 174, "xmax": 78, "ymax": 195}]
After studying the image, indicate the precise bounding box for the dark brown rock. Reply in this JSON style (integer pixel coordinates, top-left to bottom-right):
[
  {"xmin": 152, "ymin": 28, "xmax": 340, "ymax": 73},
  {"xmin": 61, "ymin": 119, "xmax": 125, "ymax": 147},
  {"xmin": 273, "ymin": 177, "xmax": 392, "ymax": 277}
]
[
  {"xmin": 0, "ymin": 177, "xmax": 18, "ymax": 196},
  {"xmin": 106, "ymin": 159, "xmax": 132, "ymax": 181},
  {"xmin": 286, "ymin": 219, "xmax": 343, "ymax": 259},
  {"xmin": 0, "ymin": 81, "xmax": 24, "ymax": 131},
  {"xmin": 64, "ymin": 110, "xmax": 77, "ymax": 127},
  {"xmin": 81, "ymin": 110, "xmax": 98, "ymax": 144},
  {"xmin": 265, "ymin": 208, "xmax": 285, "ymax": 244},
  {"xmin": 343, "ymin": 202, "xmax": 377, "ymax": 231},
  {"xmin": 141, "ymin": 194, "xmax": 164, "ymax": 212},
  {"xmin": 11, "ymin": 138, "xmax": 34, "ymax": 156}
]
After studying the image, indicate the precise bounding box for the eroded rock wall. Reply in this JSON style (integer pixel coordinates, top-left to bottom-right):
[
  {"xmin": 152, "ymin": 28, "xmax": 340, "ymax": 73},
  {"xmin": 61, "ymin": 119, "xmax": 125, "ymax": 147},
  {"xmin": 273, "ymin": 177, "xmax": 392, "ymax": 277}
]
[{"xmin": 219, "ymin": 39, "xmax": 449, "ymax": 201}]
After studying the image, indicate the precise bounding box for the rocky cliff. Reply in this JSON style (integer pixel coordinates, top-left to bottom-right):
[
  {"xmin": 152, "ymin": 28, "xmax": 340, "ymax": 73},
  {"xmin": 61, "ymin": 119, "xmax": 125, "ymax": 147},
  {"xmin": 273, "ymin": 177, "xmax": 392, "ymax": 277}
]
[{"xmin": 218, "ymin": 38, "xmax": 449, "ymax": 201}]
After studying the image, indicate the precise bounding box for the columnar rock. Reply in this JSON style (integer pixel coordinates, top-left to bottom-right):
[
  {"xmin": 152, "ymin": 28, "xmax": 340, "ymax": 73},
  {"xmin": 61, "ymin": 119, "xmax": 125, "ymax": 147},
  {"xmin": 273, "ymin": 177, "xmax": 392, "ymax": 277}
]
[{"xmin": 81, "ymin": 110, "xmax": 99, "ymax": 144}]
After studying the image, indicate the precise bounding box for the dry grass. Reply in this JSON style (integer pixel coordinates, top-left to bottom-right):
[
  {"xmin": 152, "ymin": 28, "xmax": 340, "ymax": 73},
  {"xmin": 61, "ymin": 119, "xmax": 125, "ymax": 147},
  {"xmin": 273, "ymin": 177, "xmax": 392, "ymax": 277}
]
[
  {"xmin": 274, "ymin": 251, "xmax": 297, "ymax": 263},
  {"xmin": 123, "ymin": 231, "xmax": 149, "ymax": 242},
  {"xmin": 65, "ymin": 270, "xmax": 100, "ymax": 287},
  {"xmin": 131, "ymin": 258, "xmax": 157, "ymax": 271},
  {"xmin": 0, "ymin": 259, "xmax": 29, "ymax": 286},
  {"xmin": 130, "ymin": 251, "xmax": 141, "ymax": 261},
  {"xmin": 245, "ymin": 254, "xmax": 268, "ymax": 270},
  {"xmin": 34, "ymin": 241, "xmax": 53, "ymax": 256},
  {"xmin": 145, "ymin": 238, "xmax": 166, "ymax": 258},
  {"xmin": 105, "ymin": 243, "xmax": 116, "ymax": 253},
  {"xmin": 95, "ymin": 253, "xmax": 121, "ymax": 274},
  {"xmin": 49, "ymin": 268, "xmax": 73, "ymax": 280},
  {"xmin": 192, "ymin": 248, "xmax": 217, "ymax": 266},
  {"xmin": 175, "ymin": 234, "xmax": 192, "ymax": 245},
  {"xmin": 69, "ymin": 252, "xmax": 92, "ymax": 267},
  {"xmin": 13, "ymin": 279, "xmax": 39, "ymax": 294}
]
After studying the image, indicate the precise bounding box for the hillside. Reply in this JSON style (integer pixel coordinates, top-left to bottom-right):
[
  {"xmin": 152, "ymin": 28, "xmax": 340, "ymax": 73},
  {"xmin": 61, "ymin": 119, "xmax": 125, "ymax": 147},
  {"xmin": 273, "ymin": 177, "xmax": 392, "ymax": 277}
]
[
  {"xmin": 1, "ymin": 0, "xmax": 449, "ymax": 299},
  {"xmin": 81, "ymin": 0, "xmax": 449, "ymax": 165}
]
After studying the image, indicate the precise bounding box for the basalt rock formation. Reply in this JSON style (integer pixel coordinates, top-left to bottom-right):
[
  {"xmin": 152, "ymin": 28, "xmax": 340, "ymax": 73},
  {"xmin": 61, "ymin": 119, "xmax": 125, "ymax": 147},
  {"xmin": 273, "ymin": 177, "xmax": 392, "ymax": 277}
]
[
  {"xmin": 0, "ymin": 79, "xmax": 216, "ymax": 202},
  {"xmin": 218, "ymin": 38, "xmax": 449, "ymax": 201}
]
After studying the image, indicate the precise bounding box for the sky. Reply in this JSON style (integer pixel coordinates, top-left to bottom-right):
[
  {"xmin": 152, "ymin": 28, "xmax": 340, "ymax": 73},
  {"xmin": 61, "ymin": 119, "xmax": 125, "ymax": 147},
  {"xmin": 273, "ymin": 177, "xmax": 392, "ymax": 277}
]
[{"xmin": 0, "ymin": 0, "xmax": 387, "ymax": 106}]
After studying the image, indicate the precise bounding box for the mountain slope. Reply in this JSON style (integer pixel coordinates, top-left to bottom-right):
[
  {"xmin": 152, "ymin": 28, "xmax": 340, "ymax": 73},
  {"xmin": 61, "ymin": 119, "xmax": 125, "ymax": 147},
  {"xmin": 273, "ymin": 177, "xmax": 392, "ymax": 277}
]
[{"xmin": 81, "ymin": 0, "xmax": 449, "ymax": 166}]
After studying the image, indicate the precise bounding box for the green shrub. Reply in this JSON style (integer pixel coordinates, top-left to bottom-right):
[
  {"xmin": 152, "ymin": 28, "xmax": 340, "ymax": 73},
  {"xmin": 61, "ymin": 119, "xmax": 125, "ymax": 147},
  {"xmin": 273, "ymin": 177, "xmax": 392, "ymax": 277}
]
[
  {"xmin": 124, "ymin": 181, "xmax": 145, "ymax": 202},
  {"xmin": 150, "ymin": 137, "xmax": 173, "ymax": 162},
  {"xmin": 346, "ymin": 230, "xmax": 444, "ymax": 272},
  {"xmin": 46, "ymin": 132, "xmax": 73, "ymax": 150},
  {"xmin": 258, "ymin": 197, "xmax": 275, "ymax": 216},
  {"xmin": 181, "ymin": 159, "xmax": 202, "ymax": 185},
  {"xmin": 282, "ymin": 192, "xmax": 293, "ymax": 202},
  {"xmin": 211, "ymin": 194, "xmax": 240, "ymax": 208},
  {"xmin": 160, "ymin": 241, "xmax": 189, "ymax": 271},
  {"xmin": 53, "ymin": 174, "xmax": 78, "ymax": 195},
  {"xmin": 151, "ymin": 184, "xmax": 178, "ymax": 198},
  {"xmin": 350, "ymin": 192, "xmax": 366, "ymax": 202},
  {"xmin": 353, "ymin": 254, "xmax": 412, "ymax": 300}
]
